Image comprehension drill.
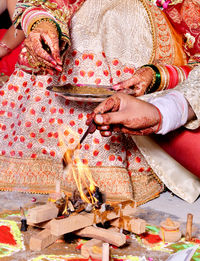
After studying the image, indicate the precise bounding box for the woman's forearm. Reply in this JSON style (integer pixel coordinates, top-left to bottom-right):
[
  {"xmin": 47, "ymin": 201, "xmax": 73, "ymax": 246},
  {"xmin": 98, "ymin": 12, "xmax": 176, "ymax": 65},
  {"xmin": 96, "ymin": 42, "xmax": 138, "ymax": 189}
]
[
  {"xmin": 7, "ymin": 0, "xmax": 18, "ymax": 18},
  {"xmin": 2, "ymin": 25, "xmax": 24, "ymax": 49},
  {"xmin": 0, "ymin": 0, "xmax": 7, "ymax": 15},
  {"xmin": 0, "ymin": 25, "xmax": 24, "ymax": 58}
]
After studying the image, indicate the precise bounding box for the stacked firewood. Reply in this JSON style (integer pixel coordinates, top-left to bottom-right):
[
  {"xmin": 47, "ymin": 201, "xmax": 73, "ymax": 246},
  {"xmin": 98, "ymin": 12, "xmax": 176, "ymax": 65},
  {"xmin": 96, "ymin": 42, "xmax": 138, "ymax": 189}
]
[{"xmin": 27, "ymin": 191, "xmax": 146, "ymax": 259}]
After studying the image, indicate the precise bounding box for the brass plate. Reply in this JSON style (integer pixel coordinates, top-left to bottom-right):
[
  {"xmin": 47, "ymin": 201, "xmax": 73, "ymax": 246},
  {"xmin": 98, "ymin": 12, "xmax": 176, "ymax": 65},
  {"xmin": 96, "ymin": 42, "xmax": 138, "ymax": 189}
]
[{"xmin": 47, "ymin": 83, "xmax": 115, "ymax": 102}]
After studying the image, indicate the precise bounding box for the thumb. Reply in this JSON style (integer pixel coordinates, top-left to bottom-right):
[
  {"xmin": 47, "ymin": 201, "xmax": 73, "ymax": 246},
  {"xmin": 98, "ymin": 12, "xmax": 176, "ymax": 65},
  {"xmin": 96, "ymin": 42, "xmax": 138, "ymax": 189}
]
[
  {"xmin": 42, "ymin": 32, "xmax": 61, "ymax": 65},
  {"xmin": 95, "ymin": 111, "xmax": 125, "ymax": 125}
]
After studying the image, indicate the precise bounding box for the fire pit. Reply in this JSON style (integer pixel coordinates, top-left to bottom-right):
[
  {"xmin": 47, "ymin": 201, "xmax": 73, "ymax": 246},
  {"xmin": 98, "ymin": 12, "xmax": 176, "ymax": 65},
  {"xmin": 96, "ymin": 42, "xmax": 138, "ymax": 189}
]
[{"xmin": 25, "ymin": 126, "xmax": 146, "ymax": 259}]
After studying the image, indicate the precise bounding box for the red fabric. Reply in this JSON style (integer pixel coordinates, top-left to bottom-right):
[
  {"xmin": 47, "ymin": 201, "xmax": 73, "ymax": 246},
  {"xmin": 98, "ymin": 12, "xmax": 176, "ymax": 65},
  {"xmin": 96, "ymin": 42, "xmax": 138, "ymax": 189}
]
[
  {"xmin": 155, "ymin": 0, "xmax": 200, "ymax": 180},
  {"xmin": 0, "ymin": 29, "xmax": 22, "ymax": 76},
  {"xmin": 154, "ymin": 127, "xmax": 200, "ymax": 178},
  {"xmin": 164, "ymin": 0, "xmax": 200, "ymax": 62}
]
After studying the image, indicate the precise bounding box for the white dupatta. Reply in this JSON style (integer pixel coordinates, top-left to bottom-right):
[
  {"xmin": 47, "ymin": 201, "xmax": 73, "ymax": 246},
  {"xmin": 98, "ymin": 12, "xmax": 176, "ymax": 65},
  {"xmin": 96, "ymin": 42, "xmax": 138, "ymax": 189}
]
[{"xmin": 133, "ymin": 136, "xmax": 200, "ymax": 203}]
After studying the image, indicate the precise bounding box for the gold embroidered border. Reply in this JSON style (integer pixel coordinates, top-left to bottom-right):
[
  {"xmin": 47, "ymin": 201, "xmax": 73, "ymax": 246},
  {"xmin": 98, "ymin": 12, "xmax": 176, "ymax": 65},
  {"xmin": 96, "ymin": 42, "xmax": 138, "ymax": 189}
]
[
  {"xmin": 145, "ymin": 1, "xmax": 175, "ymax": 64},
  {"xmin": 0, "ymin": 156, "xmax": 163, "ymax": 205}
]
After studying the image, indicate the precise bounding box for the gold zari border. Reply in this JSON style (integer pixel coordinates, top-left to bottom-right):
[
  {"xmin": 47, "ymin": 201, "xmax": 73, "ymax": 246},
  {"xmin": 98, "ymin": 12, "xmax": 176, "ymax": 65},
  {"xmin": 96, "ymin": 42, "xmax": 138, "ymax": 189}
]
[{"xmin": 0, "ymin": 156, "xmax": 164, "ymax": 206}]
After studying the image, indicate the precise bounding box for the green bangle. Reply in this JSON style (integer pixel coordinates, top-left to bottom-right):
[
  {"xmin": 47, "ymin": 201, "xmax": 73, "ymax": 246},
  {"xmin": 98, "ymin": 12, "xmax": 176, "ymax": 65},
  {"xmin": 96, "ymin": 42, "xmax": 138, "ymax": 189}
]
[{"xmin": 142, "ymin": 64, "xmax": 161, "ymax": 94}]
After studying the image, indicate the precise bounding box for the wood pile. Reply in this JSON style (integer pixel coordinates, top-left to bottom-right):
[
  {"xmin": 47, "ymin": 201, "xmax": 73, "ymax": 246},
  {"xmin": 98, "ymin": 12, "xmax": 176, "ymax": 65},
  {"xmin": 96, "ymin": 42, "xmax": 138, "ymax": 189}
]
[{"xmin": 26, "ymin": 197, "xmax": 146, "ymax": 259}]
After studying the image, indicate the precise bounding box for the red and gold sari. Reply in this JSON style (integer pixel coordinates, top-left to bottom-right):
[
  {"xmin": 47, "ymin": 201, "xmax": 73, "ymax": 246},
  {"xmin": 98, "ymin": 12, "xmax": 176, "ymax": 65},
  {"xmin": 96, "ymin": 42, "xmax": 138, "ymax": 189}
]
[{"xmin": 164, "ymin": 0, "xmax": 200, "ymax": 63}]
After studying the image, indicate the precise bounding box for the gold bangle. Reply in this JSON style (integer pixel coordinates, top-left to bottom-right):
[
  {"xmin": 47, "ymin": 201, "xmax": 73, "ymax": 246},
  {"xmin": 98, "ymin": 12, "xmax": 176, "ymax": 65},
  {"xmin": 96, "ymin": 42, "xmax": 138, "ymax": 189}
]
[
  {"xmin": 31, "ymin": 18, "xmax": 59, "ymax": 38},
  {"xmin": 143, "ymin": 64, "xmax": 161, "ymax": 94},
  {"xmin": 156, "ymin": 65, "xmax": 166, "ymax": 91},
  {"xmin": 174, "ymin": 65, "xmax": 185, "ymax": 84},
  {"xmin": 163, "ymin": 65, "xmax": 170, "ymax": 90},
  {"xmin": 157, "ymin": 64, "xmax": 170, "ymax": 90},
  {"xmin": 148, "ymin": 67, "xmax": 157, "ymax": 90}
]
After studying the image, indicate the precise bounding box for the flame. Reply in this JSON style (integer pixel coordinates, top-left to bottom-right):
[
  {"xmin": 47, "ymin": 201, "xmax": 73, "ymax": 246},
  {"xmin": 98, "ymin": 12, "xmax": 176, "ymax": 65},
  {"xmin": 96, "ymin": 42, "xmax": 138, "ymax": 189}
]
[
  {"xmin": 59, "ymin": 126, "xmax": 97, "ymax": 204},
  {"xmin": 62, "ymin": 202, "xmax": 68, "ymax": 216}
]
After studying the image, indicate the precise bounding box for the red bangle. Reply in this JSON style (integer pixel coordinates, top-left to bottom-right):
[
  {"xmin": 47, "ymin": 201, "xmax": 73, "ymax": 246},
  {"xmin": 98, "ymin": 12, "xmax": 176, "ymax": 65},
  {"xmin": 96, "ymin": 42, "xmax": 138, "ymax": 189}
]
[
  {"xmin": 154, "ymin": 106, "xmax": 162, "ymax": 133},
  {"xmin": 165, "ymin": 65, "xmax": 179, "ymax": 89},
  {"xmin": 0, "ymin": 42, "xmax": 12, "ymax": 53}
]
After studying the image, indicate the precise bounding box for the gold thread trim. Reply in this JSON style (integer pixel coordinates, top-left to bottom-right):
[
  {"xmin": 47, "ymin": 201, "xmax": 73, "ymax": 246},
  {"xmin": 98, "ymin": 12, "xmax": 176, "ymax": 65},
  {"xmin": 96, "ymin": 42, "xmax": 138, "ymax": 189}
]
[{"xmin": 140, "ymin": 0, "xmax": 156, "ymax": 64}]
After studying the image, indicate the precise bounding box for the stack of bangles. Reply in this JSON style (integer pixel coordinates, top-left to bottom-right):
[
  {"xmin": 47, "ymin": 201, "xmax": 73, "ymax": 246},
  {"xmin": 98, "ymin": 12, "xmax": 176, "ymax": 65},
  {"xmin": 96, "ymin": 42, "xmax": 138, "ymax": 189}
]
[
  {"xmin": 0, "ymin": 41, "xmax": 12, "ymax": 54},
  {"xmin": 142, "ymin": 63, "xmax": 193, "ymax": 94}
]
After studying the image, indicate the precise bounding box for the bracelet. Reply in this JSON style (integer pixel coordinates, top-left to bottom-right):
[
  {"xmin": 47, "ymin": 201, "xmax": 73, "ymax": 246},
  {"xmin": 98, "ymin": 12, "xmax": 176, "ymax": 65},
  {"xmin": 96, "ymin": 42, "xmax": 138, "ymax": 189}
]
[
  {"xmin": 31, "ymin": 18, "xmax": 61, "ymax": 41},
  {"xmin": 165, "ymin": 65, "xmax": 179, "ymax": 89},
  {"xmin": 156, "ymin": 65, "xmax": 168, "ymax": 91},
  {"xmin": 142, "ymin": 64, "xmax": 161, "ymax": 94},
  {"xmin": 154, "ymin": 106, "xmax": 162, "ymax": 133},
  {"xmin": 145, "ymin": 67, "xmax": 156, "ymax": 92},
  {"xmin": 0, "ymin": 41, "xmax": 12, "ymax": 53}
]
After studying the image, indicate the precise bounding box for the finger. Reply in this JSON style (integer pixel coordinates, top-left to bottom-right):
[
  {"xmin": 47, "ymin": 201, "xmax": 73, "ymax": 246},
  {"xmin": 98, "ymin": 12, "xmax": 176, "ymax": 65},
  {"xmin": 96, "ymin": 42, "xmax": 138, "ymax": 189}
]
[
  {"xmin": 86, "ymin": 113, "xmax": 95, "ymax": 126},
  {"xmin": 96, "ymin": 125, "xmax": 110, "ymax": 131},
  {"xmin": 94, "ymin": 96, "xmax": 119, "ymax": 114},
  {"xmin": 94, "ymin": 110, "xmax": 125, "ymax": 125},
  {"xmin": 27, "ymin": 49, "xmax": 57, "ymax": 74},
  {"xmin": 30, "ymin": 36, "xmax": 59, "ymax": 69},
  {"xmin": 100, "ymin": 130, "xmax": 112, "ymax": 137},
  {"xmin": 55, "ymin": 65, "xmax": 63, "ymax": 72},
  {"xmin": 45, "ymin": 67, "xmax": 55, "ymax": 76},
  {"xmin": 22, "ymin": 48, "xmax": 44, "ymax": 73},
  {"xmin": 112, "ymin": 77, "xmax": 140, "ymax": 90},
  {"xmin": 25, "ymin": 39, "xmax": 57, "ymax": 69},
  {"xmin": 32, "ymin": 51, "xmax": 56, "ymax": 68},
  {"xmin": 41, "ymin": 32, "xmax": 62, "ymax": 66},
  {"xmin": 88, "ymin": 122, "xmax": 97, "ymax": 134},
  {"xmin": 118, "ymin": 88, "xmax": 137, "ymax": 96},
  {"xmin": 133, "ymin": 84, "xmax": 147, "ymax": 97}
]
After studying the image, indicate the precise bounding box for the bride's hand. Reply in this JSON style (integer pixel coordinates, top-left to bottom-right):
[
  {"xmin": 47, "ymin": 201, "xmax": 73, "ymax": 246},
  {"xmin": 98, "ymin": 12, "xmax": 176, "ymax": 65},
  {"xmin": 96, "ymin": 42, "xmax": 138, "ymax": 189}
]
[
  {"xmin": 24, "ymin": 20, "xmax": 62, "ymax": 73},
  {"xmin": 112, "ymin": 66, "xmax": 154, "ymax": 96}
]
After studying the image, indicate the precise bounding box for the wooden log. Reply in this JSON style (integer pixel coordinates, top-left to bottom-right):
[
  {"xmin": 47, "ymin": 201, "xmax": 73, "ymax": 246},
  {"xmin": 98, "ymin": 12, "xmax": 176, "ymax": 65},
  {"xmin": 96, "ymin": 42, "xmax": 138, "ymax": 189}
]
[
  {"xmin": 27, "ymin": 204, "xmax": 59, "ymax": 224},
  {"xmin": 111, "ymin": 216, "xmax": 146, "ymax": 234},
  {"xmin": 29, "ymin": 229, "xmax": 60, "ymax": 251},
  {"xmin": 81, "ymin": 238, "xmax": 102, "ymax": 259},
  {"xmin": 50, "ymin": 200, "xmax": 136, "ymax": 236},
  {"xmin": 75, "ymin": 225, "xmax": 126, "ymax": 247},
  {"xmin": 27, "ymin": 220, "xmax": 53, "ymax": 229},
  {"xmin": 185, "ymin": 213, "xmax": 193, "ymax": 241},
  {"xmin": 102, "ymin": 243, "xmax": 109, "ymax": 261}
]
